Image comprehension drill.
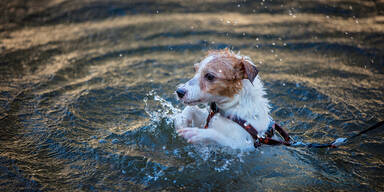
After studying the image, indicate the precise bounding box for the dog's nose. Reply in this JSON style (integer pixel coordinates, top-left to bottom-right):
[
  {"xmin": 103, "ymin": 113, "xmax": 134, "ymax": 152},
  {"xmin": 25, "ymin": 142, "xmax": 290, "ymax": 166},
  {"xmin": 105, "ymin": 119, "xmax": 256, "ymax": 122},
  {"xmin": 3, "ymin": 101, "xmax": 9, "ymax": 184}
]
[{"xmin": 176, "ymin": 88, "xmax": 186, "ymax": 99}]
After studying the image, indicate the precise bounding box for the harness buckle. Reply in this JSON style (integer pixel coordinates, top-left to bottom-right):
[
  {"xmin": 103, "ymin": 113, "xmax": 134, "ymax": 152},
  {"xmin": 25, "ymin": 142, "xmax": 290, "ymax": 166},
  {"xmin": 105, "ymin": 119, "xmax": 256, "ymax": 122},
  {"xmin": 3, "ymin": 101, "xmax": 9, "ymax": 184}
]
[{"xmin": 253, "ymin": 139, "xmax": 261, "ymax": 147}]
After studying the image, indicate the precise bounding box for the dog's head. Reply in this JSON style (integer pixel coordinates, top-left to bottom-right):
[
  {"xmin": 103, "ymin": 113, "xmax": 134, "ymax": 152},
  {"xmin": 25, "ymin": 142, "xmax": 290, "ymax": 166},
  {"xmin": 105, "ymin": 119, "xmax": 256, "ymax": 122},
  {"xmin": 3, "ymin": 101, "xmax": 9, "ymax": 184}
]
[{"xmin": 176, "ymin": 49, "xmax": 258, "ymax": 105}]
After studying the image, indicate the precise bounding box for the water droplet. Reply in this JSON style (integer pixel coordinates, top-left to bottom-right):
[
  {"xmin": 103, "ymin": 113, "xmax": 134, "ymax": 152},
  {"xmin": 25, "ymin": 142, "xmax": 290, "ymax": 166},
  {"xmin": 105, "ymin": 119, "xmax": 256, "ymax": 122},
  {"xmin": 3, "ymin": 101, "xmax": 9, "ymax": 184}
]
[
  {"xmin": 112, "ymin": 139, "xmax": 119, "ymax": 144},
  {"xmin": 370, "ymin": 59, "xmax": 374, "ymax": 64}
]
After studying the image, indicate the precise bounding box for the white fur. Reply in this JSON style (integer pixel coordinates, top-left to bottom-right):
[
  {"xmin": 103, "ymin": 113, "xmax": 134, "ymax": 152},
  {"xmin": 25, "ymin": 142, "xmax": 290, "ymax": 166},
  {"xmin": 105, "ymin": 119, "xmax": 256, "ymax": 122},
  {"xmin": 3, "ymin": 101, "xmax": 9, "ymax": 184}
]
[
  {"xmin": 177, "ymin": 55, "xmax": 217, "ymax": 105},
  {"xmin": 175, "ymin": 52, "xmax": 271, "ymax": 151}
]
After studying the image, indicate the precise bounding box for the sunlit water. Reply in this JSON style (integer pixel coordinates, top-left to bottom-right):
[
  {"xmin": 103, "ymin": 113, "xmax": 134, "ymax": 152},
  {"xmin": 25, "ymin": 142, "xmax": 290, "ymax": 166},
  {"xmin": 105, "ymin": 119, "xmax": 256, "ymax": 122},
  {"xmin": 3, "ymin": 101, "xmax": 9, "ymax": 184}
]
[{"xmin": 1, "ymin": 0, "xmax": 383, "ymax": 191}]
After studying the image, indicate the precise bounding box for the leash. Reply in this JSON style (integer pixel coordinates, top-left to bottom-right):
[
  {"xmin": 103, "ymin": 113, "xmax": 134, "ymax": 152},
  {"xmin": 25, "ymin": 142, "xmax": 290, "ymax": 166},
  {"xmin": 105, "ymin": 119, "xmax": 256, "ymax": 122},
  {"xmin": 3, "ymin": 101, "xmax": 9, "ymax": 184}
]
[{"xmin": 204, "ymin": 102, "xmax": 384, "ymax": 148}]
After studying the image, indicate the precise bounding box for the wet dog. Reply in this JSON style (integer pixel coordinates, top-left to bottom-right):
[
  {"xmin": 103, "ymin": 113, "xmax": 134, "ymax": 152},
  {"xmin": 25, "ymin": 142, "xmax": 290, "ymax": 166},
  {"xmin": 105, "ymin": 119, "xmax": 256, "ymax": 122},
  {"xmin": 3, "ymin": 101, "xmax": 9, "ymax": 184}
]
[{"xmin": 174, "ymin": 49, "xmax": 272, "ymax": 151}]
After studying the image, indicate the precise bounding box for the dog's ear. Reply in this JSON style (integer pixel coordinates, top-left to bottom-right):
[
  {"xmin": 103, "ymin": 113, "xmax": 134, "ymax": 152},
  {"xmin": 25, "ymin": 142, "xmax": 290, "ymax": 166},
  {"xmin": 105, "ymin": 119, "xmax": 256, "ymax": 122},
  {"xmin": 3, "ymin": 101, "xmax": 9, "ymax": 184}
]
[{"xmin": 241, "ymin": 60, "xmax": 259, "ymax": 84}]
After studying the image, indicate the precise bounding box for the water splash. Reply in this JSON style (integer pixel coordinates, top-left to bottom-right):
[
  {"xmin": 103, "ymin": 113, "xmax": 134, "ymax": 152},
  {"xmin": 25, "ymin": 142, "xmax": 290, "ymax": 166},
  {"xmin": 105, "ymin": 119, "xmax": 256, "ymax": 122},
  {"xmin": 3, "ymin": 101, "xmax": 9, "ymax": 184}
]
[
  {"xmin": 144, "ymin": 90, "xmax": 181, "ymax": 128},
  {"xmin": 143, "ymin": 91, "xmax": 248, "ymax": 173}
]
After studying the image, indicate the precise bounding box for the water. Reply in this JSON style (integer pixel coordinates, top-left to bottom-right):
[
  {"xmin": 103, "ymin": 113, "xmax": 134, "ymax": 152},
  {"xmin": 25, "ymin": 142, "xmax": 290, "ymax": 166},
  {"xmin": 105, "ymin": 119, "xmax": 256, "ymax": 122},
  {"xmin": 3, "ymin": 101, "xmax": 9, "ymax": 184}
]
[{"xmin": 1, "ymin": 0, "xmax": 383, "ymax": 191}]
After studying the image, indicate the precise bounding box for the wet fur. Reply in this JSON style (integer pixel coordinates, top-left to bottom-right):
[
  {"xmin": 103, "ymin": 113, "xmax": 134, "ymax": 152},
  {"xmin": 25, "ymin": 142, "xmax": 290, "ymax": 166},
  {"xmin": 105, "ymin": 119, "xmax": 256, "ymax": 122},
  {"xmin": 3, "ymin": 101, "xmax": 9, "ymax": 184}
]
[{"xmin": 175, "ymin": 49, "xmax": 271, "ymax": 151}]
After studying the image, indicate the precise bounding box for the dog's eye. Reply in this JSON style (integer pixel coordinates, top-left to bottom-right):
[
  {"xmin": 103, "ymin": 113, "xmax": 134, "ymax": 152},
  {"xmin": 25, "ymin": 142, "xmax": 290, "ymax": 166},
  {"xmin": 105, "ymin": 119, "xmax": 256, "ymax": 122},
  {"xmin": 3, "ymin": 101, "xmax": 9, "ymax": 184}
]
[{"xmin": 205, "ymin": 73, "xmax": 215, "ymax": 81}]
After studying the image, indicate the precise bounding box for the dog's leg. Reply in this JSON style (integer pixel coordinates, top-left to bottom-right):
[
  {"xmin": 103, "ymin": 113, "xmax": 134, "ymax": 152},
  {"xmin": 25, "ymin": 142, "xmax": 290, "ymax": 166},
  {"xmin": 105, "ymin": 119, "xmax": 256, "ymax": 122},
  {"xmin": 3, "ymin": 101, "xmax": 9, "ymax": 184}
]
[
  {"xmin": 177, "ymin": 127, "xmax": 233, "ymax": 147},
  {"xmin": 174, "ymin": 106, "xmax": 208, "ymax": 130}
]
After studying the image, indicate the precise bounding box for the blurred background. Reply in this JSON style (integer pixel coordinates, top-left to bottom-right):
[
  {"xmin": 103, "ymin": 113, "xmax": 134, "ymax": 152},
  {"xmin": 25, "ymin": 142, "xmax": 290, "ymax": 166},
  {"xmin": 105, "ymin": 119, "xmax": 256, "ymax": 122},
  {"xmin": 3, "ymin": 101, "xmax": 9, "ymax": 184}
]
[{"xmin": 0, "ymin": 0, "xmax": 383, "ymax": 191}]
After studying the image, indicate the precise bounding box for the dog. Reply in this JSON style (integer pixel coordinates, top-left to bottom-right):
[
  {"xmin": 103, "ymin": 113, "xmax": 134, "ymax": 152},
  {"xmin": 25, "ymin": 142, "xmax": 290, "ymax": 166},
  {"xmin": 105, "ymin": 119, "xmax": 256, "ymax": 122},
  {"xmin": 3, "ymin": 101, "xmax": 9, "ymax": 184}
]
[{"xmin": 174, "ymin": 49, "xmax": 273, "ymax": 151}]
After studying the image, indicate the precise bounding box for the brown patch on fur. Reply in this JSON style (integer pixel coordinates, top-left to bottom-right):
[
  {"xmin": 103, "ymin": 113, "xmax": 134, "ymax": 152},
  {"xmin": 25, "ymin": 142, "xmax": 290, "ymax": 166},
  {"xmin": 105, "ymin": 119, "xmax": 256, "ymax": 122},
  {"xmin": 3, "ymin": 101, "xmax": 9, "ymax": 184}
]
[
  {"xmin": 241, "ymin": 59, "xmax": 259, "ymax": 83},
  {"xmin": 199, "ymin": 53, "xmax": 245, "ymax": 97},
  {"xmin": 205, "ymin": 78, "xmax": 243, "ymax": 97}
]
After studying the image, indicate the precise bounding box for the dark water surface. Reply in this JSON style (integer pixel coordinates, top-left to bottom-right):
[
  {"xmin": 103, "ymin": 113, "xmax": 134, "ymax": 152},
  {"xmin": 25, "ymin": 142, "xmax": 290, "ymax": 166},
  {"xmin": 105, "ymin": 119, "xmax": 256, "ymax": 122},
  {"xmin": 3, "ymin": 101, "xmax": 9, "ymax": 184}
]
[{"xmin": 1, "ymin": 0, "xmax": 384, "ymax": 191}]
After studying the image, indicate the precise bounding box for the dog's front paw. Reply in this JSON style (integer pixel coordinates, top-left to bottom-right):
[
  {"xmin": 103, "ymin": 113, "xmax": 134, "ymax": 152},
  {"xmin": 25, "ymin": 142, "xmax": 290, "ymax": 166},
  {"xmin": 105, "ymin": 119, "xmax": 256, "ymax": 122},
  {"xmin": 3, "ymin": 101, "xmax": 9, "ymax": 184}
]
[
  {"xmin": 174, "ymin": 114, "xmax": 192, "ymax": 131},
  {"xmin": 177, "ymin": 128, "xmax": 210, "ymax": 144}
]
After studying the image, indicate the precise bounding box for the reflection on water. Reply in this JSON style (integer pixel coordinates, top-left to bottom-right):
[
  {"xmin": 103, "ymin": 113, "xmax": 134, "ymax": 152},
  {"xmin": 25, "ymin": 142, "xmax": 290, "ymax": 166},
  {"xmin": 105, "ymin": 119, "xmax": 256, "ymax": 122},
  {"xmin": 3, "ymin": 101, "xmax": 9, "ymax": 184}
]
[{"xmin": 0, "ymin": 0, "xmax": 383, "ymax": 191}]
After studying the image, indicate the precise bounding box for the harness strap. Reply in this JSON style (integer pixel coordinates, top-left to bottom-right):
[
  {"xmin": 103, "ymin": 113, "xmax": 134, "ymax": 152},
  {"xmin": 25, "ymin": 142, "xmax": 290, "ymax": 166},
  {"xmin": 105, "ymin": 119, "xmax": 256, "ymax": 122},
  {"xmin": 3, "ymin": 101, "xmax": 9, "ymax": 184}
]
[
  {"xmin": 273, "ymin": 123, "xmax": 291, "ymax": 142},
  {"xmin": 203, "ymin": 102, "xmax": 384, "ymax": 148},
  {"xmin": 230, "ymin": 115, "xmax": 291, "ymax": 145},
  {"xmin": 204, "ymin": 102, "xmax": 292, "ymax": 146},
  {"xmin": 204, "ymin": 103, "xmax": 218, "ymax": 129}
]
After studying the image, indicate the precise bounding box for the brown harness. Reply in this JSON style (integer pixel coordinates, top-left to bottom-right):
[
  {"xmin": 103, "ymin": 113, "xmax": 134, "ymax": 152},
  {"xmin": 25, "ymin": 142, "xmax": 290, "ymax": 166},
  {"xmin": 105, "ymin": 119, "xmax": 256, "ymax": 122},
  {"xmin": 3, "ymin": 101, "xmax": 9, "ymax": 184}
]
[{"xmin": 202, "ymin": 102, "xmax": 365, "ymax": 148}]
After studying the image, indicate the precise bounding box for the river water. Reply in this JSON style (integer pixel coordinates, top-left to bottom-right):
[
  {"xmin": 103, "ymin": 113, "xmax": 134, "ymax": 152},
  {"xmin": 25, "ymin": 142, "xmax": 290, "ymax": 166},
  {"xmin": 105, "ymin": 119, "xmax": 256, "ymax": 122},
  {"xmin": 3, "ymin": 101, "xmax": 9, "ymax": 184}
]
[{"xmin": 0, "ymin": 0, "xmax": 383, "ymax": 191}]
